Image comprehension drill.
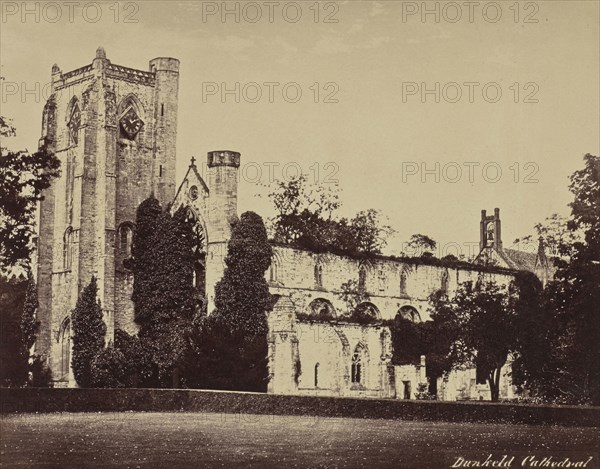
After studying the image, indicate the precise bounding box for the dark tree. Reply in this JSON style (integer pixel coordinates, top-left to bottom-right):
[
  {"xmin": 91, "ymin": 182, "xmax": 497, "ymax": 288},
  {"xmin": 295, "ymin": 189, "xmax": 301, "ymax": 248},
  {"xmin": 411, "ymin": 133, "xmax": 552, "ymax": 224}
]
[
  {"xmin": 267, "ymin": 176, "xmax": 393, "ymax": 256},
  {"xmin": 128, "ymin": 196, "xmax": 162, "ymax": 326},
  {"xmin": 213, "ymin": 211, "xmax": 273, "ymax": 335},
  {"xmin": 509, "ymin": 273, "xmax": 553, "ymax": 398},
  {"xmin": 388, "ymin": 315, "xmax": 424, "ymax": 366},
  {"xmin": 91, "ymin": 346, "xmax": 126, "ymax": 388},
  {"xmin": 125, "ymin": 198, "xmax": 199, "ymax": 387},
  {"xmin": 21, "ymin": 272, "xmax": 39, "ymax": 354},
  {"xmin": 192, "ymin": 211, "xmax": 272, "ymax": 392},
  {"xmin": 538, "ymin": 153, "xmax": 600, "ymax": 404},
  {"xmin": 113, "ymin": 329, "xmax": 156, "ymax": 388},
  {"xmin": 0, "ymin": 148, "xmax": 60, "ymax": 271},
  {"xmin": 407, "ymin": 234, "xmax": 437, "ymax": 257},
  {"xmin": 0, "ymin": 276, "xmax": 28, "ymax": 386},
  {"xmin": 428, "ymin": 280, "xmax": 518, "ymax": 401},
  {"xmin": 71, "ymin": 277, "xmax": 106, "ymax": 387}
]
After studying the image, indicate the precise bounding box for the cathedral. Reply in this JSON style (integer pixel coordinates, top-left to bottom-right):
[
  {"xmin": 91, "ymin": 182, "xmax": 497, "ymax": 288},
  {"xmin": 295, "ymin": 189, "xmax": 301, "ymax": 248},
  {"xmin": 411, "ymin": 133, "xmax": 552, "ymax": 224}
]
[{"xmin": 33, "ymin": 49, "xmax": 552, "ymax": 399}]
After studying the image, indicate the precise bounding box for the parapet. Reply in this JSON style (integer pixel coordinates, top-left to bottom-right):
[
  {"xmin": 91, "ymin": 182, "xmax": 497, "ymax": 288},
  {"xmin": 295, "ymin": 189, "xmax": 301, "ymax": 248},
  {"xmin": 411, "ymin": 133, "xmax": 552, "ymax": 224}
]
[
  {"xmin": 149, "ymin": 57, "xmax": 180, "ymax": 73},
  {"xmin": 207, "ymin": 151, "xmax": 241, "ymax": 168}
]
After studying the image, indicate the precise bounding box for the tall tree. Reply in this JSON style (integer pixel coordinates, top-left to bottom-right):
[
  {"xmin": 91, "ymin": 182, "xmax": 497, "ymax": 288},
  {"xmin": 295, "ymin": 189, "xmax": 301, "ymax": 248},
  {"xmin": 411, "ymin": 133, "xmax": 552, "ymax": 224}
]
[
  {"xmin": 71, "ymin": 277, "xmax": 106, "ymax": 387},
  {"xmin": 539, "ymin": 153, "xmax": 600, "ymax": 404},
  {"xmin": 193, "ymin": 211, "xmax": 272, "ymax": 391},
  {"xmin": 428, "ymin": 280, "xmax": 518, "ymax": 401},
  {"xmin": 128, "ymin": 195, "xmax": 162, "ymax": 326},
  {"xmin": 21, "ymin": 272, "xmax": 40, "ymax": 355},
  {"xmin": 0, "ymin": 276, "xmax": 28, "ymax": 386},
  {"xmin": 348, "ymin": 209, "xmax": 394, "ymax": 255},
  {"xmin": 125, "ymin": 198, "xmax": 199, "ymax": 386},
  {"xmin": 1, "ymin": 101, "xmax": 61, "ymax": 271},
  {"xmin": 0, "ymin": 148, "xmax": 61, "ymax": 271},
  {"xmin": 513, "ymin": 213, "xmax": 581, "ymax": 257}
]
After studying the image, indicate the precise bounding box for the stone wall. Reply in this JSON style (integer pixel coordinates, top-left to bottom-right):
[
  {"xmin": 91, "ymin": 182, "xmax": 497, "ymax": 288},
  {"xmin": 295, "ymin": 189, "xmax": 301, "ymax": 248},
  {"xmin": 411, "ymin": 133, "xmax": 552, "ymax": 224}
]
[
  {"xmin": 268, "ymin": 245, "xmax": 514, "ymax": 321},
  {"xmin": 266, "ymin": 247, "xmax": 517, "ymax": 401},
  {"xmin": 267, "ymin": 296, "xmax": 396, "ymax": 399}
]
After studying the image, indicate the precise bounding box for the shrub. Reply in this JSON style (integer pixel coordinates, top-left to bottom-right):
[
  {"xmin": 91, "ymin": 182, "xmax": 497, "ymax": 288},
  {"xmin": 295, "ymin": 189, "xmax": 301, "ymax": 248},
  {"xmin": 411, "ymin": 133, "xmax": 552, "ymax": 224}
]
[
  {"xmin": 28, "ymin": 355, "xmax": 53, "ymax": 388},
  {"xmin": 91, "ymin": 347, "xmax": 126, "ymax": 388}
]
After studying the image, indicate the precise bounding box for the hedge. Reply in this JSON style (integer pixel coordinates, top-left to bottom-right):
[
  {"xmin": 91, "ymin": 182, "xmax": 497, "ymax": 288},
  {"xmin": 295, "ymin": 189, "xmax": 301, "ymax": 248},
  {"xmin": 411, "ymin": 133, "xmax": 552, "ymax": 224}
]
[{"xmin": 1, "ymin": 388, "xmax": 598, "ymax": 427}]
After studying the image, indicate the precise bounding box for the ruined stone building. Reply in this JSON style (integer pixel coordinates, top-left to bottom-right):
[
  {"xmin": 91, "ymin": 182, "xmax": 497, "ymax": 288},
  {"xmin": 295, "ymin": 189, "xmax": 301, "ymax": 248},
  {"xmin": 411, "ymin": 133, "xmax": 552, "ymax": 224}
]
[{"xmin": 34, "ymin": 49, "xmax": 552, "ymax": 398}]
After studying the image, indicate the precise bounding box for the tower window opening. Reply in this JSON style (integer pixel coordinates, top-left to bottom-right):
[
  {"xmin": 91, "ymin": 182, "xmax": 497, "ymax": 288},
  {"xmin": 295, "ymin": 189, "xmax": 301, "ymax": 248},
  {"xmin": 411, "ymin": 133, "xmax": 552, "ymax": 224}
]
[
  {"xmin": 119, "ymin": 223, "xmax": 134, "ymax": 258},
  {"xmin": 161, "ymin": 103, "xmax": 164, "ymax": 116},
  {"xmin": 63, "ymin": 227, "xmax": 74, "ymax": 270},
  {"xmin": 314, "ymin": 263, "xmax": 323, "ymax": 287},
  {"xmin": 159, "ymin": 165, "xmax": 163, "ymax": 177}
]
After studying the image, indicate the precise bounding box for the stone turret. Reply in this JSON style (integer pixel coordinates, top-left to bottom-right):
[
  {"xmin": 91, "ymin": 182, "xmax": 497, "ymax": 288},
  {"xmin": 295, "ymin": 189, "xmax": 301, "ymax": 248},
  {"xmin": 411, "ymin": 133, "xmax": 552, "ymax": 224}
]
[{"xmin": 204, "ymin": 151, "xmax": 241, "ymax": 311}]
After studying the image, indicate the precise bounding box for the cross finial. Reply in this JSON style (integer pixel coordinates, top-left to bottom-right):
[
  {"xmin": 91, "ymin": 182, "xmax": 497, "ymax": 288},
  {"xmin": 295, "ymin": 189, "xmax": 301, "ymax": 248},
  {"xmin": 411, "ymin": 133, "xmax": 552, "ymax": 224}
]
[{"xmin": 190, "ymin": 156, "xmax": 196, "ymax": 166}]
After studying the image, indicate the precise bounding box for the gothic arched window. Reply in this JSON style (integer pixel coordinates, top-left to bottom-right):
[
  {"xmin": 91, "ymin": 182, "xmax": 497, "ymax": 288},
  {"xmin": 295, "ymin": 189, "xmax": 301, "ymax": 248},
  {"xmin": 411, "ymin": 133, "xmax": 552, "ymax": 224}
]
[
  {"xmin": 398, "ymin": 305, "xmax": 421, "ymax": 323},
  {"xmin": 351, "ymin": 344, "xmax": 366, "ymax": 385},
  {"xmin": 441, "ymin": 269, "xmax": 449, "ymax": 293},
  {"xmin": 67, "ymin": 99, "xmax": 81, "ymax": 146},
  {"xmin": 358, "ymin": 265, "xmax": 367, "ymax": 293},
  {"xmin": 308, "ymin": 298, "xmax": 336, "ymax": 320},
  {"xmin": 269, "ymin": 255, "xmax": 280, "ymax": 283},
  {"xmin": 314, "ymin": 263, "xmax": 323, "ymax": 287},
  {"xmin": 354, "ymin": 302, "xmax": 380, "ymax": 321},
  {"xmin": 118, "ymin": 222, "xmax": 134, "ymax": 258},
  {"xmin": 400, "ymin": 270, "xmax": 408, "ymax": 295},
  {"xmin": 58, "ymin": 316, "xmax": 71, "ymax": 380},
  {"xmin": 63, "ymin": 227, "xmax": 73, "ymax": 270}
]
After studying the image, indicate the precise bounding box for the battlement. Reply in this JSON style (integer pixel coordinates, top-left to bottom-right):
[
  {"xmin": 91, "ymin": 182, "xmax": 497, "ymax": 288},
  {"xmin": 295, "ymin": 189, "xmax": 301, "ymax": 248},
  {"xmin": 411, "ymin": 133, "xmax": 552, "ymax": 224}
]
[
  {"xmin": 51, "ymin": 48, "xmax": 181, "ymax": 90},
  {"xmin": 207, "ymin": 151, "xmax": 241, "ymax": 168}
]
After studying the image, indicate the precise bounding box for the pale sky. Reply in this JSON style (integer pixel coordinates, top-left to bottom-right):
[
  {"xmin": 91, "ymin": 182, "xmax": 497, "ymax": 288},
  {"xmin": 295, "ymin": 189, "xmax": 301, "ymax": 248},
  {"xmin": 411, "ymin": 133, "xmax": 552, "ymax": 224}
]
[{"xmin": 1, "ymin": 0, "xmax": 598, "ymax": 257}]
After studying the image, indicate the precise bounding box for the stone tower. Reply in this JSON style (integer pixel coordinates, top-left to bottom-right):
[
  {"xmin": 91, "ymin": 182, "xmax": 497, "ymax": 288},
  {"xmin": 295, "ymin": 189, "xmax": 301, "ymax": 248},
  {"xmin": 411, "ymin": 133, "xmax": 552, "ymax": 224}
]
[
  {"xmin": 205, "ymin": 151, "xmax": 241, "ymax": 308},
  {"xmin": 35, "ymin": 47, "xmax": 180, "ymax": 386},
  {"xmin": 479, "ymin": 208, "xmax": 502, "ymax": 252}
]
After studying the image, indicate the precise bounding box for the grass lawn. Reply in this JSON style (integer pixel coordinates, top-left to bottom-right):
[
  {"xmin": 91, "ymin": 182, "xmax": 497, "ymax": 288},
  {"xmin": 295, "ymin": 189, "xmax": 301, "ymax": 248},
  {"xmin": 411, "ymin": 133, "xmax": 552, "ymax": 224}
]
[{"xmin": 1, "ymin": 412, "xmax": 598, "ymax": 468}]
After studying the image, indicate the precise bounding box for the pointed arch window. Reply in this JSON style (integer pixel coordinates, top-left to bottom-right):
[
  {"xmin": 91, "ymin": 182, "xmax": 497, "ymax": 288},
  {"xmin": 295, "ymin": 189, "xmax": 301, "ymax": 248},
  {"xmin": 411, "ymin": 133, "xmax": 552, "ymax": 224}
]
[
  {"xmin": 441, "ymin": 269, "xmax": 449, "ymax": 293},
  {"xmin": 269, "ymin": 255, "xmax": 280, "ymax": 283},
  {"xmin": 67, "ymin": 100, "xmax": 81, "ymax": 145},
  {"xmin": 400, "ymin": 270, "xmax": 408, "ymax": 295},
  {"xmin": 63, "ymin": 227, "xmax": 74, "ymax": 270},
  {"xmin": 398, "ymin": 305, "xmax": 421, "ymax": 323},
  {"xmin": 358, "ymin": 265, "xmax": 367, "ymax": 293},
  {"xmin": 118, "ymin": 222, "xmax": 134, "ymax": 259},
  {"xmin": 58, "ymin": 316, "xmax": 71, "ymax": 380},
  {"xmin": 351, "ymin": 344, "xmax": 366, "ymax": 385},
  {"xmin": 314, "ymin": 363, "xmax": 320, "ymax": 388},
  {"xmin": 314, "ymin": 263, "xmax": 323, "ymax": 287}
]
